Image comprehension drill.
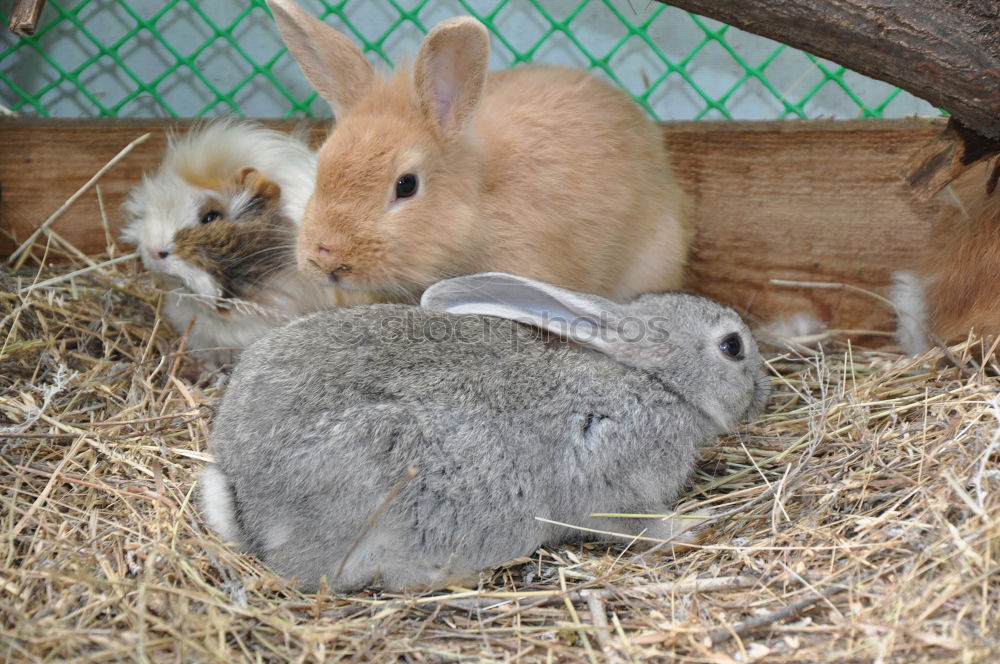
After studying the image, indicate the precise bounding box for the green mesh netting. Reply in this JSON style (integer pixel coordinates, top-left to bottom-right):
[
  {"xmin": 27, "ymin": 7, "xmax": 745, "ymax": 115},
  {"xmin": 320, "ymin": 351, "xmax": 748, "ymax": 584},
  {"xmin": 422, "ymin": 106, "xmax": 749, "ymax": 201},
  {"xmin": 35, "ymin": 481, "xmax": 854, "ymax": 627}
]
[{"xmin": 0, "ymin": 0, "xmax": 938, "ymax": 121}]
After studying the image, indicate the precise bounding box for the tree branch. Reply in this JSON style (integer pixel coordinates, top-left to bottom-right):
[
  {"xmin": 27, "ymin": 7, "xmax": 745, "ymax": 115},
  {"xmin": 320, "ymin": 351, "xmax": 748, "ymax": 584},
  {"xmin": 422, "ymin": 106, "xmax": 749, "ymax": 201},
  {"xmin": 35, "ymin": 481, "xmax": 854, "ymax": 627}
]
[{"xmin": 655, "ymin": 0, "xmax": 1000, "ymax": 139}]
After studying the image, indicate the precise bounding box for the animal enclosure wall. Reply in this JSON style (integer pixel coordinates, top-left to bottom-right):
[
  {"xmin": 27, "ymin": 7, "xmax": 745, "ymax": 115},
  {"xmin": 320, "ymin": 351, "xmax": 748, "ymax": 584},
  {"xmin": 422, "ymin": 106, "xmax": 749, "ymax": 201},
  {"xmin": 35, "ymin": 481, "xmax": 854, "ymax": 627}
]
[
  {"xmin": 1, "ymin": 0, "xmax": 948, "ymax": 335},
  {"xmin": 5, "ymin": 5, "xmax": 999, "ymax": 662},
  {"xmin": 0, "ymin": 117, "xmax": 944, "ymax": 337}
]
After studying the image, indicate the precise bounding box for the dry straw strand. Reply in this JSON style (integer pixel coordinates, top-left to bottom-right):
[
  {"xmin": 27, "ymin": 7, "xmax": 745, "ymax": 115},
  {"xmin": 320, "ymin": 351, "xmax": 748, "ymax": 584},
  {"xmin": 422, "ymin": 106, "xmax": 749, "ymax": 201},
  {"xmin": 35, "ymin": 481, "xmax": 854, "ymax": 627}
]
[
  {"xmin": 2, "ymin": 220, "xmax": 999, "ymax": 661},
  {"xmin": 6, "ymin": 132, "xmax": 150, "ymax": 268}
]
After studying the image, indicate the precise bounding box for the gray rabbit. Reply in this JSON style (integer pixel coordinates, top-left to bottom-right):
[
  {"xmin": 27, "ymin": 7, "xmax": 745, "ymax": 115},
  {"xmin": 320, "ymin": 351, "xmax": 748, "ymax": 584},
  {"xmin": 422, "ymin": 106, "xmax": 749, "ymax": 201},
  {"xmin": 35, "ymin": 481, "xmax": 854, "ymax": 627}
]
[{"xmin": 200, "ymin": 273, "xmax": 770, "ymax": 592}]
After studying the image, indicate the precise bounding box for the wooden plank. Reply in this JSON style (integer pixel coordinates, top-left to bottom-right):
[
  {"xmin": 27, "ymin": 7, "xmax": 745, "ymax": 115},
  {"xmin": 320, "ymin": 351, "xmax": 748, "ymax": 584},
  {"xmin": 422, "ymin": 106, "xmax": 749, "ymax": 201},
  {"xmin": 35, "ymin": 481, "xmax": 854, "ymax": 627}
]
[
  {"xmin": 664, "ymin": 118, "xmax": 942, "ymax": 334},
  {"xmin": 0, "ymin": 117, "xmax": 944, "ymax": 334}
]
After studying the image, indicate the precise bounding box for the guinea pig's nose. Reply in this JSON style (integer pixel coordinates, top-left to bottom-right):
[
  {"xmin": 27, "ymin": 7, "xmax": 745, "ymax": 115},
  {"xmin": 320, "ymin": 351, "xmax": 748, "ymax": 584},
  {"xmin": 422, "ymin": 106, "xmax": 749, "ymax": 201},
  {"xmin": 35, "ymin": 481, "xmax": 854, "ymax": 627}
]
[{"xmin": 148, "ymin": 247, "xmax": 169, "ymax": 260}]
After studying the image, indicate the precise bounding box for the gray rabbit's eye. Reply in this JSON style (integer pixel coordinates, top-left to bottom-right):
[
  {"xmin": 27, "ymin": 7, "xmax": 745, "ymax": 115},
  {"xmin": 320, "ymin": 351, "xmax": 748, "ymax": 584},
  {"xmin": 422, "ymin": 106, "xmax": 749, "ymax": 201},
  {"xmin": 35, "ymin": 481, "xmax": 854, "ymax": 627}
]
[{"xmin": 719, "ymin": 333, "xmax": 743, "ymax": 360}]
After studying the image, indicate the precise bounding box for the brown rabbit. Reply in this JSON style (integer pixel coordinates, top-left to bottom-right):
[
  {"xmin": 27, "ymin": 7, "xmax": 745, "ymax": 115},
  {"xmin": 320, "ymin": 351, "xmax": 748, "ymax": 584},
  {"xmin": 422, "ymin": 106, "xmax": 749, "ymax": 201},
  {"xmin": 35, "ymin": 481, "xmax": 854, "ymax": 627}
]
[
  {"xmin": 266, "ymin": 0, "xmax": 691, "ymax": 301},
  {"xmin": 892, "ymin": 157, "xmax": 1000, "ymax": 353}
]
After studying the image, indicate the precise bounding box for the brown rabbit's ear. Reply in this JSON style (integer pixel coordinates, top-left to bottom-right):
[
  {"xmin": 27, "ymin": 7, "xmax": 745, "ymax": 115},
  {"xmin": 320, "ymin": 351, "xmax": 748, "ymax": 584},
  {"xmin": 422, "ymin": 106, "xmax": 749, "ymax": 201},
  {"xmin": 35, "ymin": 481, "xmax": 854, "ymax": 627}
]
[
  {"xmin": 238, "ymin": 167, "xmax": 282, "ymax": 201},
  {"xmin": 414, "ymin": 17, "xmax": 489, "ymax": 139},
  {"xmin": 266, "ymin": 0, "xmax": 374, "ymax": 116}
]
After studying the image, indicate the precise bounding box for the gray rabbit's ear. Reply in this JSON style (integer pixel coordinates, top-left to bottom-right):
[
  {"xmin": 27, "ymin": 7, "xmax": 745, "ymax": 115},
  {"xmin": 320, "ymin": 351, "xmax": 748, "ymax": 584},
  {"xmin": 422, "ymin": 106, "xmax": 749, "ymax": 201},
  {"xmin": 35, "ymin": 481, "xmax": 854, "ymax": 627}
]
[{"xmin": 421, "ymin": 272, "xmax": 620, "ymax": 353}]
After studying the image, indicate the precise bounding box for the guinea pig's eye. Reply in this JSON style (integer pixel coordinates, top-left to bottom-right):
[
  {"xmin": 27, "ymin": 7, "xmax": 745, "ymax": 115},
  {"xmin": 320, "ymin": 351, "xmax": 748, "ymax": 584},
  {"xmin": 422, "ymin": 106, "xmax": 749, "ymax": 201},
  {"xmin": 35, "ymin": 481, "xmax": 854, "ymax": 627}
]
[
  {"xmin": 200, "ymin": 210, "xmax": 223, "ymax": 224},
  {"xmin": 394, "ymin": 173, "xmax": 418, "ymax": 199},
  {"xmin": 719, "ymin": 333, "xmax": 744, "ymax": 360}
]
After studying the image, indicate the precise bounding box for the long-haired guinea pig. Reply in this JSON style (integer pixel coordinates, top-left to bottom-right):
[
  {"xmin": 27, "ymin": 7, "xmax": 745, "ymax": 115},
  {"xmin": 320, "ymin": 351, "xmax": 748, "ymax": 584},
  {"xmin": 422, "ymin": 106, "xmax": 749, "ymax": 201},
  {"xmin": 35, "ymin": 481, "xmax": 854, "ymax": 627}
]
[
  {"xmin": 122, "ymin": 120, "xmax": 375, "ymax": 367},
  {"xmin": 892, "ymin": 157, "xmax": 1000, "ymax": 354},
  {"xmin": 267, "ymin": 0, "xmax": 691, "ymax": 301}
]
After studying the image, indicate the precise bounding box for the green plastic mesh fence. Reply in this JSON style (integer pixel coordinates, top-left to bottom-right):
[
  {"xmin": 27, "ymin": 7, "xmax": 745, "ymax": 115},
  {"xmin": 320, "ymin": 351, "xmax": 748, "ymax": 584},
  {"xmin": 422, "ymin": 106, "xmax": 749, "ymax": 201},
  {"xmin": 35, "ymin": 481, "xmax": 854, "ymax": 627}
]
[{"xmin": 0, "ymin": 0, "xmax": 940, "ymax": 122}]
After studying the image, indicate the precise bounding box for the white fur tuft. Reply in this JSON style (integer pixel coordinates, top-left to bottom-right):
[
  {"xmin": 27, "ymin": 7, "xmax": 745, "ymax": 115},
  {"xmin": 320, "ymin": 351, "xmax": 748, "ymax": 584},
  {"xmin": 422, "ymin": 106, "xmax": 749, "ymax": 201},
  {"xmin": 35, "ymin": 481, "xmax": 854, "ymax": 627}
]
[
  {"xmin": 764, "ymin": 312, "xmax": 824, "ymax": 342},
  {"xmin": 199, "ymin": 465, "xmax": 242, "ymax": 545},
  {"xmin": 757, "ymin": 312, "xmax": 826, "ymax": 352},
  {"xmin": 890, "ymin": 271, "xmax": 931, "ymax": 355}
]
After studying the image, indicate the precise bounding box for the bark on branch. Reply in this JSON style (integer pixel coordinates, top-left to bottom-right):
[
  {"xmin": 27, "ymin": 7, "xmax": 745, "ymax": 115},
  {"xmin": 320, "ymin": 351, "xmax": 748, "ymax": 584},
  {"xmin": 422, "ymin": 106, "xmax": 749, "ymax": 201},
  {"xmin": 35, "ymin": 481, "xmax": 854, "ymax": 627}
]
[
  {"xmin": 654, "ymin": 0, "xmax": 1000, "ymax": 140},
  {"xmin": 8, "ymin": 0, "xmax": 47, "ymax": 36}
]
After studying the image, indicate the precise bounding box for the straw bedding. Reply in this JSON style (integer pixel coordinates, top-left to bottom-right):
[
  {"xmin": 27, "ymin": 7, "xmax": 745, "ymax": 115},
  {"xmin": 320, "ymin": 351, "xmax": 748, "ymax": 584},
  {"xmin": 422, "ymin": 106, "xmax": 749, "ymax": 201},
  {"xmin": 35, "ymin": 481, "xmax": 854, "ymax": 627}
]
[{"xmin": 2, "ymin": 250, "xmax": 998, "ymax": 663}]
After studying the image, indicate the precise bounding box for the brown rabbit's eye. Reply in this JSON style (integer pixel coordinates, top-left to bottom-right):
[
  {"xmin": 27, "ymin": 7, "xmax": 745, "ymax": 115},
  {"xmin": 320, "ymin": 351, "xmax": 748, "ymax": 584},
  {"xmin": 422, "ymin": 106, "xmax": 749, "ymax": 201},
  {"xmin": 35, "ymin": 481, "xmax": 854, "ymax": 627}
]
[
  {"xmin": 720, "ymin": 333, "xmax": 743, "ymax": 360},
  {"xmin": 200, "ymin": 210, "xmax": 223, "ymax": 224},
  {"xmin": 395, "ymin": 174, "xmax": 418, "ymax": 199}
]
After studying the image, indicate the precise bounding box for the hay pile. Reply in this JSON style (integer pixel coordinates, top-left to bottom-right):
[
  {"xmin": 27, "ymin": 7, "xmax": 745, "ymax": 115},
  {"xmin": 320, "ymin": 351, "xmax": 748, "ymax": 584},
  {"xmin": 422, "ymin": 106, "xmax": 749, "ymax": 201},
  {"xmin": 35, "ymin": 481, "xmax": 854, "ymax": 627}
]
[{"xmin": 2, "ymin": 251, "xmax": 998, "ymax": 663}]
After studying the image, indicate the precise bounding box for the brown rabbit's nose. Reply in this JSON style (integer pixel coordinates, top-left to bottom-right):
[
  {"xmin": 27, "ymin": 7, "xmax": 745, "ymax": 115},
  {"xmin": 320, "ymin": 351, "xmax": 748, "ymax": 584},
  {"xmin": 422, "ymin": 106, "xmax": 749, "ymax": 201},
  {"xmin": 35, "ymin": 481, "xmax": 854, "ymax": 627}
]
[
  {"xmin": 312, "ymin": 242, "xmax": 352, "ymax": 282},
  {"xmin": 327, "ymin": 264, "xmax": 351, "ymax": 284}
]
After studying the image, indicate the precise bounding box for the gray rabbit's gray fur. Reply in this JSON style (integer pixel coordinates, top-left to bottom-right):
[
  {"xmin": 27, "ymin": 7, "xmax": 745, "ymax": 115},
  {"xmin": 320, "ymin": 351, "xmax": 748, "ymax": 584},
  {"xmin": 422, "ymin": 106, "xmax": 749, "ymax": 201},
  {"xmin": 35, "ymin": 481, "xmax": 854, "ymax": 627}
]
[{"xmin": 200, "ymin": 273, "xmax": 770, "ymax": 592}]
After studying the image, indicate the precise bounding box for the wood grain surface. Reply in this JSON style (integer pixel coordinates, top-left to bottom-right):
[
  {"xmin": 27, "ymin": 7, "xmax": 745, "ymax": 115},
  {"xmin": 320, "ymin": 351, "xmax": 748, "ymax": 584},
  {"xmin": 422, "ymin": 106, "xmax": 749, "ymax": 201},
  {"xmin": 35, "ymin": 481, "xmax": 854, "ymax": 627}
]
[{"xmin": 0, "ymin": 117, "xmax": 945, "ymax": 334}]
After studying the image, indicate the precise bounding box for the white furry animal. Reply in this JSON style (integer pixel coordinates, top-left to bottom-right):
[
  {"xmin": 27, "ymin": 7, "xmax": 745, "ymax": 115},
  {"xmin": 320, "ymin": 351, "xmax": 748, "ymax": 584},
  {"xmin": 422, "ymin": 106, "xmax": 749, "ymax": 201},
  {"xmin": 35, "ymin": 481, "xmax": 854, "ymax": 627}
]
[
  {"xmin": 122, "ymin": 120, "xmax": 372, "ymax": 367},
  {"xmin": 890, "ymin": 271, "xmax": 931, "ymax": 355}
]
